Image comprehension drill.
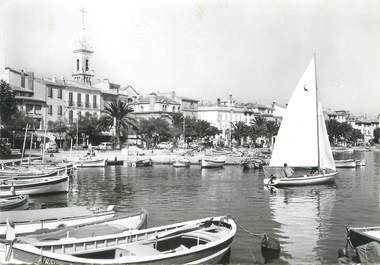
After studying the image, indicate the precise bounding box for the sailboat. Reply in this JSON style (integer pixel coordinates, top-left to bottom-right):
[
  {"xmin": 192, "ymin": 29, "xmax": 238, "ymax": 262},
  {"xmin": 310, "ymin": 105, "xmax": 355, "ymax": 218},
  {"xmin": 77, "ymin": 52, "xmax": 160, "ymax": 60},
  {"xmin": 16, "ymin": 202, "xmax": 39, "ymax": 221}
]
[{"xmin": 263, "ymin": 56, "xmax": 337, "ymax": 187}]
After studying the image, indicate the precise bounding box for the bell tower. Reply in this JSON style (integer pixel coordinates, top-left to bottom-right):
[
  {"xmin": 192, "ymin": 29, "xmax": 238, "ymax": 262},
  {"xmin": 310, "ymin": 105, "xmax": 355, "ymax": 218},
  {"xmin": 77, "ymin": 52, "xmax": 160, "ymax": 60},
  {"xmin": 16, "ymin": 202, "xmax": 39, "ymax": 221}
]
[{"xmin": 72, "ymin": 7, "xmax": 94, "ymax": 85}]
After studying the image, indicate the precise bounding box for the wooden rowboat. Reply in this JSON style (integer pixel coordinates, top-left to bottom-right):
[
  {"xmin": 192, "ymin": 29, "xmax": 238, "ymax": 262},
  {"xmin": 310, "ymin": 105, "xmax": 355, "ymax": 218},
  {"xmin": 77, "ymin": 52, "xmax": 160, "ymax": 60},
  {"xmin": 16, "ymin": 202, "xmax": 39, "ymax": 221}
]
[
  {"xmin": 0, "ymin": 195, "xmax": 28, "ymax": 211},
  {"xmin": 346, "ymin": 226, "xmax": 380, "ymax": 248},
  {"xmin": 76, "ymin": 158, "xmax": 106, "ymax": 168},
  {"xmin": 0, "ymin": 175, "xmax": 69, "ymax": 197},
  {"xmin": 334, "ymin": 159, "xmax": 356, "ymax": 168},
  {"xmin": 0, "ymin": 216, "xmax": 235, "ymax": 264},
  {"xmin": 0, "ymin": 205, "xmax": 136, "ymax": 237},
  {"xmin": 173, "ymin": 158, "xmax": 190, "ymax": 168},
  {"xmin": 200, "ymin": 157, "xmax": 226, "ymax": 168}
]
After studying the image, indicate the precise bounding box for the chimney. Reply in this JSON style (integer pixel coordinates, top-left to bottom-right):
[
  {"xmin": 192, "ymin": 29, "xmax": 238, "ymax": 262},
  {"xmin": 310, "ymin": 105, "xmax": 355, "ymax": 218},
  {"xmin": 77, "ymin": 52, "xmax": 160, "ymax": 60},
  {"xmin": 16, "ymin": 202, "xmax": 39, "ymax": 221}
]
[
  {"xmin": 217, "ymin": 98, "xmax": 221, "ymax": 105},
  {"xmin": 171, "ymin": 91, "xmax": 176, "ymax": 100},
  {"xmin": 52, "ymin": 77, "xmax": 56, "ymax": 83},
  {"xmin": 149, "ymin": 94, "xmax": 156, "ymax": 111},
  {"xmin": 27, "ymin": 72, "xmax": 34, "ymax": 91},
  {"xmin": 61, "ymin": 75, "xmax": 66, "ymax": 85},
  {"xmin": 229, "ymin": 93, "xmax": 233, "ymax": 103}
]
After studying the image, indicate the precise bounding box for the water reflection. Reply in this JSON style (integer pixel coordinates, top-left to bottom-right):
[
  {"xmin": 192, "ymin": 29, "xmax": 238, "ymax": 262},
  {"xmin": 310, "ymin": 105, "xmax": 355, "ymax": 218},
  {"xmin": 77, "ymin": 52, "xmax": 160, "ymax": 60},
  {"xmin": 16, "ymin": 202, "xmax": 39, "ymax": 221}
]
[{"xmin": 268, "ymin": 185, "xmax": 337, "ymax": 263}]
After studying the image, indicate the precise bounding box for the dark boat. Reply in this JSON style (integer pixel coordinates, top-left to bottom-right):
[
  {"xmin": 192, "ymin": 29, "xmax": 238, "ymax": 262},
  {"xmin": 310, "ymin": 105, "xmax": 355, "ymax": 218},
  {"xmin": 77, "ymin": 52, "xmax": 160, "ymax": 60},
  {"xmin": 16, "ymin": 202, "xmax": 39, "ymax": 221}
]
[{"xmin": 135, "ymin": 158, "xmax": 153, "ymax": 167}]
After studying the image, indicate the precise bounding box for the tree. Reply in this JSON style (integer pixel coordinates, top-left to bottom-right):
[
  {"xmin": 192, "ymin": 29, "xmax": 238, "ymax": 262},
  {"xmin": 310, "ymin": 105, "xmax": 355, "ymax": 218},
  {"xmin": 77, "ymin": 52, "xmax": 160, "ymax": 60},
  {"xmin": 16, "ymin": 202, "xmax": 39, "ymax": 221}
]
[
  {"xmin": 232, "ymin": 121, "xmax": 250, "ymax": 146},
  {"xmin": 374, "ymin": 128, "xmax": 380, "ymax": 144},
  {"xmin": 138, "ymin": 117, "xmax": 171, "ymax": 148},
  {"xmin": 49, "ymin": 120, "xmax": 68, "ymax": 148},
  {"xmin": 97, "ymin": 101, "xmax": 138, "ymax": 148},
  {"xmin": 79, "ymin": 116, "xmax": 101, "ymax": 144},
  {"xmin": 0, "ymin": 80, "xmax": 17, "ymax": 125}
]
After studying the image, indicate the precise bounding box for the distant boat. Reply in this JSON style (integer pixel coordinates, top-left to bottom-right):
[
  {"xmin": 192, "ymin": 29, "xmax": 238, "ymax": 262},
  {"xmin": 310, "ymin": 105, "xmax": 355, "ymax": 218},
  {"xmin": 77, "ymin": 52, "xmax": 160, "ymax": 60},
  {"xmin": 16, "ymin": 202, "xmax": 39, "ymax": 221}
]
[
  {"xmin": 1, "ymin": 216, "xmax": 236, "ymax": 265},
  {"xmin": 0, "ymin": 175, "xmax": 69, "ymax": 196},
  {"xmin": 76, "ymin": 158, "xmax": 106, "ymax": 168},
  {"xmin": 201, "ymin": 157, "xmax": 226, "ymax": 168},
  {"xmin": 135, "ymin": 158, "xmax": 153, "ymax": 167},
  {"xmin": 334, "ymin": 159, "xmax": 356, "ymax": 168},
  {"xmin": 332, "ymin": 147, "xmax": 354, "ymax": 154},
  {"xmin": 0, "ymin": 195, "xmax": 28, "ymax": 211},
  {"xmin": 173, "ymin": 158, "xmax": 191, "ymax": 167},
  {"xmin": 0, "ymin": 207, "xmax": 147, "ymax": 238},
  {"xmin": 356, "ymin": 160, "xmax": 366, "ymax": 167},
  {"xmin": 264, "ymin": 56, "xmax": 337, "ymax": 187}
]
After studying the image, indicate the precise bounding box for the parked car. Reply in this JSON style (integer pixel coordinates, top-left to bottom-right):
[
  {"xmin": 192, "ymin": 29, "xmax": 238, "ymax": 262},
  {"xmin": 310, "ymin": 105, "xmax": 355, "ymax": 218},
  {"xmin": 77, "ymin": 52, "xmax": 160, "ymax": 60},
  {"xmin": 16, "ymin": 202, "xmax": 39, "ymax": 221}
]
[
  {"xmin": 47, "ymin": 143, "xmax": 58, "ymax": 153},
  {"xmin": 98, "ymin": 142, "xmax": 113, "ymax": 151}
]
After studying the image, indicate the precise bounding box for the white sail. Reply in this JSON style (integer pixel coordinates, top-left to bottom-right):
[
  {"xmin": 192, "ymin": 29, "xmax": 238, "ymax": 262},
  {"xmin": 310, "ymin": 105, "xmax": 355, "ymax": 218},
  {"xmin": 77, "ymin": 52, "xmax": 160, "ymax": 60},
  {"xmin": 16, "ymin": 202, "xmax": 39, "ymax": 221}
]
[
  {"xmin": 318, "ymin": 103, "xmax": 336, "ymax": 170},
  {"xmin": 270, "ymin": 58, "xmax": 318, "ymax": 168}
]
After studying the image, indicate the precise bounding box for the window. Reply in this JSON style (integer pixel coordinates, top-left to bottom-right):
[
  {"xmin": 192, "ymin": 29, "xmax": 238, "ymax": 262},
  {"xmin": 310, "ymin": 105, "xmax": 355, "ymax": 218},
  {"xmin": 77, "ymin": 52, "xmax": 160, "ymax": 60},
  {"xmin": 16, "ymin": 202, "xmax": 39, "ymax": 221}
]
[
  {"xmin": 76, "ymin": 59, "xmax": 79, "ymax": 71},
  {"xmin": 48, "ymin": 105, "xmax": 53, "ymax": 115},
  {"xmin": 77, "ymin": 93, "xmax": 82, "ymax": 107},
  {"xmin": 69, "ymin": 92, "xmax": 73, "ymax": 106},
  {"xmin": 69, "ymin": 110, "xmax": 73, "ymax": 124},
  {"xmin": 26, "ymin": 104, "xmax": 33, "ymax": 113},
  {"xmin": 21, "ymin": 72, "xmax": 25, "ymax": 88},
  {"xmin": 85, "ymin": 59, "xmax": 89, "ymax": 71},
  {"xmin": 140, "ymin": 106, "xmax": 144, "ymax": 112},
  {"xmin": 35, "ymin": 105, "xmax": 42, "ymax": 113},
  {"xmin": 85, "ymin": 94, "xmax": 89, "ymax": 108},
  {"xmin": 58, "ymin": 88, "xmax": 62, "ymax": 99},
  {"xmin": 172, "ymin": 106, "xmax": 175, "ymax": 112},
  {"xmin": 48, "ymin": 87, "xmax": 53, "ymax": 98},
  {"xmin": 78, "ymin": 111, "xmax": 81, "ymax": 120},
  {"xmin": 85, "ymin": 112, "xmax": 90, "ymax": 118},
  {"xmin": 178, "ymin": 106, "xmax": 180, "ymax": 112},
  {"xmin": 58, "ymin": 105, "xmax": 63, "ymax": 115},
  {"xmin": 93, "ymin": 95, "xmax": 97, "ymax": 108}
]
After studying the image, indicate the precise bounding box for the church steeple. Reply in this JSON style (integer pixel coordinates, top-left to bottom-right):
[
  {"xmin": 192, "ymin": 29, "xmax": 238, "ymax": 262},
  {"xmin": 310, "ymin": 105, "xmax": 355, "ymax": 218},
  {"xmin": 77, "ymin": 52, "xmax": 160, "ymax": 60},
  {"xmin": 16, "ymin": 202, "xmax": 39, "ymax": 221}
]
[{"xmin": 72, "ymin": 7, "xmax": 94, "ymax": 85}]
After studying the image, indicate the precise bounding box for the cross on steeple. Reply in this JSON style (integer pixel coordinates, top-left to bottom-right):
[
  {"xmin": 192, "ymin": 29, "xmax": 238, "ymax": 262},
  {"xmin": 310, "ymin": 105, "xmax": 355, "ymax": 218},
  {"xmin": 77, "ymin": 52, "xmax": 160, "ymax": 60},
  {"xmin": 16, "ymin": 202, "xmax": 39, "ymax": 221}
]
[{"xmin": 80, "ymin": 7, "xmax": 87, "ymax": 29}]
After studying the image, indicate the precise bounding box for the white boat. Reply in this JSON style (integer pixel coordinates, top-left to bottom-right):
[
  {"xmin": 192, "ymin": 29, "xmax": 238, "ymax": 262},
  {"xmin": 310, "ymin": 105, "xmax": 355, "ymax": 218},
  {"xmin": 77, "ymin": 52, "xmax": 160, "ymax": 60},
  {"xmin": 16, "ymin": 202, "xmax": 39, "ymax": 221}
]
[
  {"xmin": 0, "ymin": 195, "xmax": 28, "ymax": 211},
  {"xmin": 0, "ymin": 175, "xmax": 69, "ymax": 196},
  {"xmin": 263, "ymin": 56, "xmax": 337, "ymax": 187},
  {"xmin": 346, "ymin": 225, "xmax": 380, "ymax": 248},
  {"xmin": 201, "ymin": 157, "xmax": 226, "ymax": 168},
  {"xmin": 0, "ymin": 216, "xmax": 236, "ymax": 264},
  {"xmin": 76, "ymin": 158, "xmax": 106, "ymax": 168},
  {"xmin": 355, "ymin": 160, "xmax": 366, "ymax": 167},
  {"xmin": 334, "ymin": 159, "xmax": 356, "ymax": 168},
  {"xmin": 0, "ymin": 206, "xmax": 146, "ymax": 237},
  {"xmin": 173, "ymin": 158, "xmax": 191, "ymax": 167}
]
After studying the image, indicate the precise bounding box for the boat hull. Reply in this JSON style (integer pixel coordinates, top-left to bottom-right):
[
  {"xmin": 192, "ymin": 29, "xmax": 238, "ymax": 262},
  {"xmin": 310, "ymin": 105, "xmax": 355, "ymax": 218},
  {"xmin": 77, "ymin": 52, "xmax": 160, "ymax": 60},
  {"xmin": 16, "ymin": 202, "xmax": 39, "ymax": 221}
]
[
  {"xmin": 347, "ymin": 227, "xmax": 380, "ymax": 248},
  {"xmin": 0, "ymin": 195, "xmax": 28, "ymax": 211},
  {"xmin": 201, "ymin": 159, "xmax": 225, "ymax": 168},
  {"xmin": 76, "ymin": 159, "xmax": 106, "ymax": 168},
  {"xmin": 173, "ymin": 159, "xmax": 190, "ymax": 168},
  {"xmin": 0, "ymin": 175, "xmax": 69, "ymax": 196},
  {"xmin": 334, "ymin": 159, "xmax": 356, "ymax": 168},
  {"xmin": 264, "ymin": 171, "xmax": 337, "ymax": 187},
  {"xmin": 2, "ymin": 216, "xmax": 236, "ymax": 265}
]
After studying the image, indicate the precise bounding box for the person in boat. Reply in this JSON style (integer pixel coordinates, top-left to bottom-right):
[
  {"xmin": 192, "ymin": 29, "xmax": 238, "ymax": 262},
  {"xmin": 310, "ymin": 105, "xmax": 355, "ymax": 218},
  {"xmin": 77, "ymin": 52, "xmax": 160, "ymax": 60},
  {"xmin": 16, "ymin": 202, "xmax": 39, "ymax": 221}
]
[{"xmin": 283, "ymin": 163, "xmax": 294, "ymax": 178}]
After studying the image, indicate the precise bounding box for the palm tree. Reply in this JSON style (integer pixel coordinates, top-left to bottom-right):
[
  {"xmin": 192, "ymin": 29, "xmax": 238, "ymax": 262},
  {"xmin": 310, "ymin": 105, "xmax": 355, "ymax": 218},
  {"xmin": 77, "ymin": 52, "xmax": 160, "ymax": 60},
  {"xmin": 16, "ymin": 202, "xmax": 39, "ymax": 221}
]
[{"xmin": 97, "ymin": 101, "xmax": 138, "ymax": 148}]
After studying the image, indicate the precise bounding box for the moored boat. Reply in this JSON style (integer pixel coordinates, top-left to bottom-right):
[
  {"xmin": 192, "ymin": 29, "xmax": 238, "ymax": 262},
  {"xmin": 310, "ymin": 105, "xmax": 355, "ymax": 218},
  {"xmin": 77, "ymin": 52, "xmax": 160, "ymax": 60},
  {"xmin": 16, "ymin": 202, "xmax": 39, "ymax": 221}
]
[
  {"xmin": 334, "ymin": 159, "xmax": 356, "ymax": 168},
  {"xmin": 0, "ymin": 205, "xmax": 117, "ymax": 237},
  {"xmin": 0, "ymin": 174, "xmax": 69, "ymax": 196},
  {"xmin": 263, "ymin": 56, "xmax": 337, "ymax": 187},
  {"xmin": 0, "ymin": 216, "xmax": 236, "ymax": 264},
  {"xmin": 0, "ymin": 195, "xmax": 28, "ymax": 211},
  {"xmin": 76, "ymin": 158, "xmax": 106, "ymax": 168},
  {"xmin": 201, "ymin": 157, "xmax": 226, "ymax": 168},
  {"xmin": 135, "ymin": 158, "xmax": 153, "ymax": 167},
  {"xmin": 173, "ymin": 158, "xmax": 190, "ymax": 168},
  {"xmin": 346, "ymin": 226, "xmax": 380, "ymax": 248},
  {"xmin": 355, "ymin": 160, "xmax": 366, "ymax": 167}
]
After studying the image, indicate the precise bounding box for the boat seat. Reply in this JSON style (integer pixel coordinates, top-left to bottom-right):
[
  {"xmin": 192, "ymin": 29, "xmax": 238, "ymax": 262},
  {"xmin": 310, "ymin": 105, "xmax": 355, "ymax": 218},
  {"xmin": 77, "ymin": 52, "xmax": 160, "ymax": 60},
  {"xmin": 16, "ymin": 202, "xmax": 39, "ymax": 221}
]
[{"xmin": 116, "ymin": 244, "xmax": 161, "ymax": 257}]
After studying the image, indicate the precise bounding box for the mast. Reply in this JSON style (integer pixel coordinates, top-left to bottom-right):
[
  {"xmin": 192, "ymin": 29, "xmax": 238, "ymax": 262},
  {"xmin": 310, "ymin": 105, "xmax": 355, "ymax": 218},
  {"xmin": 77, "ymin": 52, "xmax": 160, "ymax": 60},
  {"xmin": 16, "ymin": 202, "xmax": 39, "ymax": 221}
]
[{"xmin": 314, "ymin": 53, "xmax": 321, "ymax": 169}]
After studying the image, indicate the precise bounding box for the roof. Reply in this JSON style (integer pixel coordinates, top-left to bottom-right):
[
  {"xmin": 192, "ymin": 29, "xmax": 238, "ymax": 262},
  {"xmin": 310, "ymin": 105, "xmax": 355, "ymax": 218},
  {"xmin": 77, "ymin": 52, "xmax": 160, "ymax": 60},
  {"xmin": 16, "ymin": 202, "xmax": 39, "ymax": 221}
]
[{"xmin": 131, "ymin": 95, "xmax": 181, "ymax": 105}]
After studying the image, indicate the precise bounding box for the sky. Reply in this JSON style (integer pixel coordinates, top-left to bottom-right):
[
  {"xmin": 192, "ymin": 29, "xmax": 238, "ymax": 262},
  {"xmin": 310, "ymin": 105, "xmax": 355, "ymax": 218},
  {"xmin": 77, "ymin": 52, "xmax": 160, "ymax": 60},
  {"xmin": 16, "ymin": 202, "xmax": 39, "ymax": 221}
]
[{"xmin": 1, "ymin": 0, "xmax": 380, "ymax": 118}]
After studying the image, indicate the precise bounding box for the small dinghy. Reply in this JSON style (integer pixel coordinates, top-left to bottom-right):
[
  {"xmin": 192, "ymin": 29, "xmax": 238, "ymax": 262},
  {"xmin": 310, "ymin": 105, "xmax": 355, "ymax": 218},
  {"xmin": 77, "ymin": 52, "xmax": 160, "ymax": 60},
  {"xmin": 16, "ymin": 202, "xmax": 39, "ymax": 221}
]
[
  {"xmin": 173, "ymin": 158, "xmax": 190, "ymax": 168},
  {"xmin": 76, "ymin": 158, "xmax": 106, "ymax": 168},
  {"xmin": 201, "ymin": 157, "xmax": 226, "ymax": 168},
  {"xmin": 0, "ymin": 195, "xmax": 28, "ymax": 211},
  {"xmin": 355, "ymin": 160, "xmax": 366, "ymax": 167},
  {"xmin": 334, "ymin": 159, "xmax": 356, "ymax": 168},
  {"xmin": 135, "ymin": 158, "xmax": 153, "ymax": 167},
  {"xmin": 0, "ymin": 174, "xmax": 69, "ymax": 196},
  {"xmin": 0, "ymin": 206, "xmax": 146, "ymax": 237},
  {"xmin": 0, "ymin": 216, "xmax": 236, "ymax": 264}
]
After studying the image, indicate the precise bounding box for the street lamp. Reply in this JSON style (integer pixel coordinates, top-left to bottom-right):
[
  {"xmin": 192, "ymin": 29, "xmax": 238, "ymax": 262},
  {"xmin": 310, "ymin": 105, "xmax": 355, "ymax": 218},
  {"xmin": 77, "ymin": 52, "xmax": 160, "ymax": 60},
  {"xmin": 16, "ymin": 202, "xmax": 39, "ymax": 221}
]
[{"xmin": 12, "ymin": 130, "xmax": 15, "ymax": 148}]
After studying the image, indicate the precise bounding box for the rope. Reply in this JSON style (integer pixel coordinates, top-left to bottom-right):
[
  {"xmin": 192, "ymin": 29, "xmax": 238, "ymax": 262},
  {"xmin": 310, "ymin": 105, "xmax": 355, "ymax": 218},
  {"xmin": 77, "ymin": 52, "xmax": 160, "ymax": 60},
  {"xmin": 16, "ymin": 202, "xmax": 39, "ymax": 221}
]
[{"xmin": 232, "ymin": 217, "xmax": 267, "ymax": 238}]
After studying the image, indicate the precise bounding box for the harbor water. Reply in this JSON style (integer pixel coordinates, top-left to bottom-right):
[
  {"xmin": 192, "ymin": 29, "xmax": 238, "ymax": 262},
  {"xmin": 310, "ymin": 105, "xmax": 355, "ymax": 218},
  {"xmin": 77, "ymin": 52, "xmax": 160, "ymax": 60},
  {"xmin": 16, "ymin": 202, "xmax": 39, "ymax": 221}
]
[{"xmin": 29, "ymin": 150, "xmax": 380, "ymax": 263}]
